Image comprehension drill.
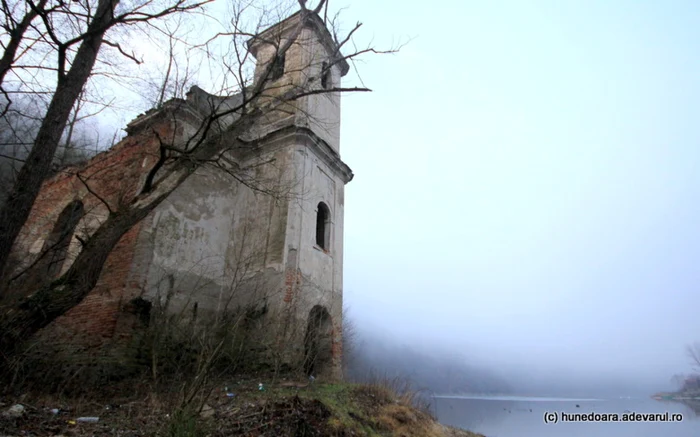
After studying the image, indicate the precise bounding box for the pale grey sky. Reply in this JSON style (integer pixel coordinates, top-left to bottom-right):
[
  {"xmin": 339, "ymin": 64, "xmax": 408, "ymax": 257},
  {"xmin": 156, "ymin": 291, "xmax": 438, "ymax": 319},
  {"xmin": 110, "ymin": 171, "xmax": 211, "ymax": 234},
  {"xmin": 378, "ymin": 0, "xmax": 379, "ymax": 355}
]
[{"xmin": 336, "ymin": 0, "xmax": 700, "ymax": 393}]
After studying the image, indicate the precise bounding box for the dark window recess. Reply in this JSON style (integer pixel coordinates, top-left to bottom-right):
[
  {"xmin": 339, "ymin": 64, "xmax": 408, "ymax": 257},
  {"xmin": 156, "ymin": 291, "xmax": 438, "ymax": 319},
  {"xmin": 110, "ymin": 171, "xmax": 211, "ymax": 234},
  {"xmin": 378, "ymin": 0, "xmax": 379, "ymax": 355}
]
[
  {"xmin": 270, "ymin": 53, "xmax": 285, "ymax": 80},
  {"xmin": 321, "ymin": 61, "xmax": 331, "ymax": 89},
  {"xmin": 45, "ymin": 200, "xmax": 84, "ymax": 277},
  {"xmin": 315, "ymin": 202, "xmax": 330, "ymax": 250}
]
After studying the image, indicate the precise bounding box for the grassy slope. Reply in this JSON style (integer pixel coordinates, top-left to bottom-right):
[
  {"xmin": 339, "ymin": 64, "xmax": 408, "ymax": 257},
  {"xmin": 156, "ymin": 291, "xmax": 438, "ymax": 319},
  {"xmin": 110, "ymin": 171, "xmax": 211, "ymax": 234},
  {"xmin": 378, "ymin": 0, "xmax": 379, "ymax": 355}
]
[
  {"xmin": 227, "ymin": 381, "xmax": 484, "ymax": 437},
  {"xmin": 0, "ymin": 379, "xmax": 485, "ymax": 437}
]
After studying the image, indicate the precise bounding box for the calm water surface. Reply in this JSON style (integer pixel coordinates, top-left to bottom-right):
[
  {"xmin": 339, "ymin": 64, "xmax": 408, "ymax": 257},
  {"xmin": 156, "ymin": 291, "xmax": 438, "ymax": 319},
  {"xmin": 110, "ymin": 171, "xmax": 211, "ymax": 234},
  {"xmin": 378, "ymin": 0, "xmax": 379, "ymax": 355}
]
[{"xmin": 433, "ymin": 395, "xmax": 699, "ymax": 437}]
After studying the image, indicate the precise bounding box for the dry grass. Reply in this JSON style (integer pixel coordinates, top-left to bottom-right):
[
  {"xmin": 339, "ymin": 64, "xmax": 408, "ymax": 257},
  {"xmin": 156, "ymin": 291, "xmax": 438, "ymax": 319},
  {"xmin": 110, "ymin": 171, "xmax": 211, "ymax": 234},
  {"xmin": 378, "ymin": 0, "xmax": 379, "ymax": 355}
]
[
  {"xmin": 355, "ymin": 374, "xmax": 434, "ymax": 417},
  {"xmin": 0, "ymin": 376, "xmax": 485, "ymax": 437},
  {"xmin": 347, "ymin": 376, "xmax": 484, "ymax": 437}
]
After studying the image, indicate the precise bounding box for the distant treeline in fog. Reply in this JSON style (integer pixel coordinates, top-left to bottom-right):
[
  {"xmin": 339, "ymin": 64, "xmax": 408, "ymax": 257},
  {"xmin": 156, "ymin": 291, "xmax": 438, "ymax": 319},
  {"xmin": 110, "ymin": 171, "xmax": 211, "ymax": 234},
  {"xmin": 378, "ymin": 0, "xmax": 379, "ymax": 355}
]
[{"xmin": 344, "ymin": 329, "xmax": 512, "ymax": 395}]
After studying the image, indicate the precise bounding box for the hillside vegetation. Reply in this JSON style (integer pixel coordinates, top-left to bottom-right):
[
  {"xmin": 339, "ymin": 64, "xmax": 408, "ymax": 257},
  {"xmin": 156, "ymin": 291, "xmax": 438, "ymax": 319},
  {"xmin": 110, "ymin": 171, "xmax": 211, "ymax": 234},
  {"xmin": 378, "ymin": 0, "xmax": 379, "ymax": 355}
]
[{"xmin": 0, "ymin": 376, "xmax": 483, "ymax": 437}]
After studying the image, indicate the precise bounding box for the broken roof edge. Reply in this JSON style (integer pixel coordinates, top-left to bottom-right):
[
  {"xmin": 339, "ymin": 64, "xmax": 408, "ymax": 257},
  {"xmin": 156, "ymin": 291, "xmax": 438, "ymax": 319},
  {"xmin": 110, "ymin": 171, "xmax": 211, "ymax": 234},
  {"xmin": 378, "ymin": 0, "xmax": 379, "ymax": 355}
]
[
  {"xmin": 246, "ymin": 10, "xmax": 350, "ymax": 77},
  {"xmin": 125, "ymin": 85, "xmax": 248, "ymax": 135},
  {"xmin": 125, "ymin": 97, "xmax": 203, "ymax": 136}
]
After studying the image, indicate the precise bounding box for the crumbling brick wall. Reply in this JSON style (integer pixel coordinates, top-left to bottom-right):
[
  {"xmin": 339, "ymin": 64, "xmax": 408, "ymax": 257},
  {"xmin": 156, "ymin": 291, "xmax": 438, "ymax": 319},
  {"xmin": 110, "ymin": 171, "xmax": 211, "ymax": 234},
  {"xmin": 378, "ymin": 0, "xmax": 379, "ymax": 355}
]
[{"xmin": 6, "ymin": 115, "xmax": 176, "ymax": 380}]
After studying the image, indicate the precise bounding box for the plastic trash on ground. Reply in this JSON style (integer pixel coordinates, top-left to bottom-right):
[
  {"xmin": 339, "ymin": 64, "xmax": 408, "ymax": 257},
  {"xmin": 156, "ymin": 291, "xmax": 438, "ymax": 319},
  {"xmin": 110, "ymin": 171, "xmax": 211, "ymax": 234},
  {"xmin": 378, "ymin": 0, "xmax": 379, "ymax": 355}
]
[{"xmin": 3, "ymin": 404, "xmax": 25, "ymax": 418}]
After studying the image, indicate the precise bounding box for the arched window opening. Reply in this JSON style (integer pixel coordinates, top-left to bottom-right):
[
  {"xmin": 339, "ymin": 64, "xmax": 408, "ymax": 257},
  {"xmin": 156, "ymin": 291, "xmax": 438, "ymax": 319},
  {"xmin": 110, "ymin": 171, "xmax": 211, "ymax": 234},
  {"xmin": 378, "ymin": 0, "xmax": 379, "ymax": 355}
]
[
  {"xmin": 45, "ymin": 200, "xmax": 84, "ymax": 277},
  {"xmin": 315, "ymin": 202, "xmax": 330, "ymax": 250}
]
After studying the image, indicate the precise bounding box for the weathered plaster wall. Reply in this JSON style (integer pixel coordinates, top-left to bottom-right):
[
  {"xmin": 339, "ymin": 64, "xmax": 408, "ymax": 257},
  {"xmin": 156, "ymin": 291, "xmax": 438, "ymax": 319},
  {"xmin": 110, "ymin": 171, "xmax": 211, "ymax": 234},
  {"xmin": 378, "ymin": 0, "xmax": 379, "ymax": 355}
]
[
  {"xmin": 271, "ymin": 134, "xmax": 345, "ymax": 378},
  {"xmin": 296, "ymin": 25, "xmax": 342, "ymax": 153},
  {"xmin": 142, "ymin": 167, "xmax": 238, "ymax": 315},
  {"xmin": 140, "ymin": 143, "xmax": 297, "ymax": 319}
]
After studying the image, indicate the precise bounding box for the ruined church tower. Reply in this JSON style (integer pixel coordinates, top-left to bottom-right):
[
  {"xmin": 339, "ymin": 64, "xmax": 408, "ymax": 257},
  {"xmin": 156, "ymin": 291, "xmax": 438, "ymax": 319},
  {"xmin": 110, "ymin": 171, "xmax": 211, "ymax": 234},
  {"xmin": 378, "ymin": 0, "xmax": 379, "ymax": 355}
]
[{"xmin": 7, "ymin": 12, "xmax": 352, "ymax": 381}]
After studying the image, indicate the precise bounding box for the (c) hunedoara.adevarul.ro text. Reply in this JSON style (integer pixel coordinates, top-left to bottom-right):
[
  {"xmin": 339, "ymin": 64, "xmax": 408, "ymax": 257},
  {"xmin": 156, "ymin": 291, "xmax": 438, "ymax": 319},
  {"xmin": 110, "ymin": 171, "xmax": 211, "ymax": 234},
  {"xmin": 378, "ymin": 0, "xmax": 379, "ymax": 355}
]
[{"xmin": 543, "ymin": 410, "xmax": 683, "ymax": 424}]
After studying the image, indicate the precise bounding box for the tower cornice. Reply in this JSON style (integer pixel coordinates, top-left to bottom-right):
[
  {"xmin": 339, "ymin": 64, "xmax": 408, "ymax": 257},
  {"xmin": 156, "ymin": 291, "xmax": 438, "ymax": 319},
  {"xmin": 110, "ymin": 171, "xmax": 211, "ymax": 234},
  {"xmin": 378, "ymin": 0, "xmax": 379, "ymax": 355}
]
[{"xmin": 246, "ymin": 125, "xmax": 353, "ymax": 184}]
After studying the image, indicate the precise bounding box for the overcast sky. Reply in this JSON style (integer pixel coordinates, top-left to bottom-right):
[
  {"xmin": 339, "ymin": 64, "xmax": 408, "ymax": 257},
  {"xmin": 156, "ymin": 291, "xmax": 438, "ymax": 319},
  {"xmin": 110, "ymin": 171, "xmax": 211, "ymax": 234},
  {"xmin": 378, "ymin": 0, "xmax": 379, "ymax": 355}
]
[{"xmin": 333, "ymin": 0, "xmax": 700, "ymax": 392}]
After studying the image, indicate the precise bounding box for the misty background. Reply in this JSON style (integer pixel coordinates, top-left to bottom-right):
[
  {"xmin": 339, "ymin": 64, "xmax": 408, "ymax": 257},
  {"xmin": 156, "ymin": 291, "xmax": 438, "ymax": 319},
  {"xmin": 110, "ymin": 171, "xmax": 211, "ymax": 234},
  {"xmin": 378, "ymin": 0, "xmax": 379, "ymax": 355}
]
[{"xmin": 338, "ymin": 0, "xmax": 700, "ymax": 397}]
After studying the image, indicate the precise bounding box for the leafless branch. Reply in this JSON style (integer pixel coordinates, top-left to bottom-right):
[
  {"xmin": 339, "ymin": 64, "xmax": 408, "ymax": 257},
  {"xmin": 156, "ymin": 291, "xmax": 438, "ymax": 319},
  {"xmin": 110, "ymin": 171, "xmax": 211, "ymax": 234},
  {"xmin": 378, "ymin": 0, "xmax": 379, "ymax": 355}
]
[
  {"xmin": 103, "ymin": 40, "xmax": 142, "ymax": 65},
  {"xmin": 76, "ymin": 171, "xmax": 113, "ymax": 215}
]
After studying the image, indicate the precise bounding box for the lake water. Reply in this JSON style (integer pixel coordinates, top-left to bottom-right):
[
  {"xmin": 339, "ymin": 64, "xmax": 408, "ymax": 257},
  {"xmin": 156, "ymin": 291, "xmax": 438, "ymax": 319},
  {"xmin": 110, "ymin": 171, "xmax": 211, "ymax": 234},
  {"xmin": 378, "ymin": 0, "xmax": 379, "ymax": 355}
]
[{"xmin": 433, "ymin": 395, "xmax": 699, "ymax": 437}]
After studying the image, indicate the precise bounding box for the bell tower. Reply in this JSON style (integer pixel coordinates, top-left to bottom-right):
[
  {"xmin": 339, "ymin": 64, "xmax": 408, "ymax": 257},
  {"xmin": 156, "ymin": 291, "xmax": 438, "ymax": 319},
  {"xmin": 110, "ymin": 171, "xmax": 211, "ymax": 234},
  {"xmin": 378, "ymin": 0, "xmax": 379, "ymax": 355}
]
[
  {"xmin": 246, "ymin": 11, "xmax": 350, "ymax": 153},
  {"xmin": 246, "ymin": 12, "xmax": 353, "ymax": 379}
]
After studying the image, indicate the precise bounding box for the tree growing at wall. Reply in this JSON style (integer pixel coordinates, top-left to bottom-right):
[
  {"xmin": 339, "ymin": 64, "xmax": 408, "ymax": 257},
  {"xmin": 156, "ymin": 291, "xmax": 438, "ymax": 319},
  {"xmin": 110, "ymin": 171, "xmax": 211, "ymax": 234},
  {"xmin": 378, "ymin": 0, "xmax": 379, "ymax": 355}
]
[
  {"xmin": 0, "ymin": 0, "xmax": 212, "ymax": 284},
  {"xmin": 0, "ymin": 0, "xmax": 396, "ymax": 366}
]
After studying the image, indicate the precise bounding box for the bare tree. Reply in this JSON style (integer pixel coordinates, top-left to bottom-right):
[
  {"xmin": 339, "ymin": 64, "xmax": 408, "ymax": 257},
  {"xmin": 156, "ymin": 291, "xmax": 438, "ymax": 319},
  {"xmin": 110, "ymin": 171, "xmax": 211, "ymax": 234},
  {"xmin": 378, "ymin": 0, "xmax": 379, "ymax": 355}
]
[
  {"xmin": 0, "ymin": 94, "xmax": 44, "ymax": 204},
  {"xmin": 0, "ymin": 0, "xmax": 212, "ymax": 284},
  {"xmin": 0, "ymin": 93, "xmax": 105, "ymax": 208},
  {"xmin": 0, "ymin": 0, "xmax": 47, "ymax": 93},
  {"xmin": 140, "ymin": 16, "xmax": 198, "ymax": 108},
  {"xmin": 0, "ymin": 0, "xmax": 397, "ymax": 366},
  {"xmin": 671, "ymin": 373, "xmax": 687, "ymax": 391},
  {"xmin": 688, "ymin": 342, "xmax": 700, "ymax": 372},
  {"xmin": 341, "ymin": 304, "xmax": 359, "ymax": 374}
]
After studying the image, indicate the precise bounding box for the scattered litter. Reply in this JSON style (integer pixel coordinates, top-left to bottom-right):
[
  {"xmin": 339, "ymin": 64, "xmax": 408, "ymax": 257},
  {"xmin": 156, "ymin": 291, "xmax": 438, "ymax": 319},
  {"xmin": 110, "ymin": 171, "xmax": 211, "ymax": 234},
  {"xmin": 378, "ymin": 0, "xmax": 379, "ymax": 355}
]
[
  {"xmin": 226, "ymin": 392, "xmax": 236, "ymax": 398},
  {"xmin": 309, "ymin": 375, "xmax": 316, "ymax": 383},
  {"xmin": 67, "ymin": 420, "xmax": 76, "ymax": 425},
  {"xmin": 2, "ymin": 404, "xmax": 25, "ymax": 418},
  {"xmin": 258, "ymin": 383, "xmax": 265, "ymax": 391},
  {"xmin": 76, "ymin": 417, "xmax": 99, "ymax": 423},
  {"xmin": 50, "ymin": 408, "xmax": 60, "ymax": 415},
  {"xmin": 200, "ymin": 404, "xmax": 215, "ymax": 419}
]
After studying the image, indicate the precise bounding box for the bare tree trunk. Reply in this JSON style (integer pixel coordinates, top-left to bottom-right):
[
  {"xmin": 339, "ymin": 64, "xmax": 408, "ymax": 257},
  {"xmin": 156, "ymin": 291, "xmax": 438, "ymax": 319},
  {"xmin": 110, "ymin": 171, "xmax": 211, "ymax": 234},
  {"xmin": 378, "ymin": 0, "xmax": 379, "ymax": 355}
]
[
  {"xmin": 0, "ymin": 195, "xmax": 165, "ymax": 360},
  {"xmin": 0, "ymin": 0, "xmax": 120, "ymax": 284}
]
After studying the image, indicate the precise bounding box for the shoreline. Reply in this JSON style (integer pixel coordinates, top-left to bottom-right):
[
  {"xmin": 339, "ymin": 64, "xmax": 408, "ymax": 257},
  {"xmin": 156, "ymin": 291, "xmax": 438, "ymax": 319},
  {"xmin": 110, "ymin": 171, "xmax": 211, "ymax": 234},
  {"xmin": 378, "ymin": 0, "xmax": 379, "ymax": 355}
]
[{"xmin": 651, "ymin": 392, "xmax": 700, "ymax": 401}]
